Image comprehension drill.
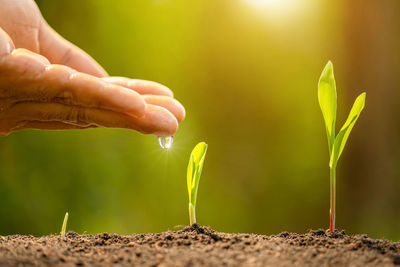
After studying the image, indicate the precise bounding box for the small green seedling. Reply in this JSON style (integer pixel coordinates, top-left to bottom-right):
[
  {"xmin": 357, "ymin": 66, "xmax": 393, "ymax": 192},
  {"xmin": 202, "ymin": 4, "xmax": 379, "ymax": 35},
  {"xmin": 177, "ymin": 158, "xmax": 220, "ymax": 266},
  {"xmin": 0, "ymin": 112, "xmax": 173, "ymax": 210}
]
[
  {"xmin": 318, "ymin": 61, "xmax": 366, "ymax": 232},
  {"xmin": 187, "ymin": 142, "xmax": 208, "ymax": 225},
  {"xmin": 60, "ymin": 212, "xmax": 69, "ymax": 236}
]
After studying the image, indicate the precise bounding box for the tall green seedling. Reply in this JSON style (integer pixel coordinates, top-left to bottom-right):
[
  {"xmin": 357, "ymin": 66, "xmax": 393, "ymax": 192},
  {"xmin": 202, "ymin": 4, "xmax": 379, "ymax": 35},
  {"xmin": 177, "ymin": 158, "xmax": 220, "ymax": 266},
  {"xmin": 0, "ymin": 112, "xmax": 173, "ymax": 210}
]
[
  {"xmin": 318, "ymin": 61, "xmax": 366, "ymax": 232},
  {"xmin": 60, "ymin": 212, "xmax": 69, "ymax": 236},
  {"xmin": 187, "ymin": 142, "xmax": 208, "ymax": 225}
]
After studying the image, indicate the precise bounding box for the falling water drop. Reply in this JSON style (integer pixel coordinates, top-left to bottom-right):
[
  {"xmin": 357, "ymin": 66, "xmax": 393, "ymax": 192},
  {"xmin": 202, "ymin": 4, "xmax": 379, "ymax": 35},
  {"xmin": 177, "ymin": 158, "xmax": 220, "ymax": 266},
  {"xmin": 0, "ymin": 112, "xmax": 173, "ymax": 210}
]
[{"xmin": 158, "ymin": 136, "xmax": 174, "ymax": 149}]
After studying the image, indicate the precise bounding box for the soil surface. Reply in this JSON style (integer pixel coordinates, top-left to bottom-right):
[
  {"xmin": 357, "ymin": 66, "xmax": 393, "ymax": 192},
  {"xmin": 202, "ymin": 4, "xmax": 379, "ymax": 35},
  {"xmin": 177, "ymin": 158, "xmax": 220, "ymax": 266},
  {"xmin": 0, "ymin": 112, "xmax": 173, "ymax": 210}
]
[{"xmin": 1, "ymin": 224, "xmax": 400, "ymax": 266}]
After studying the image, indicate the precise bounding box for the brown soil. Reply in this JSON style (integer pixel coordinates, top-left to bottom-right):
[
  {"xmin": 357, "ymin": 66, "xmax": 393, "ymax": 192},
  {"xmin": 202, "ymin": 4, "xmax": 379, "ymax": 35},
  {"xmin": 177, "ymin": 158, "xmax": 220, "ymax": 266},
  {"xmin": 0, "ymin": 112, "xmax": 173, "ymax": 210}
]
[{"xmin": 1, "ymin": 224, "xmax": 400, "ymax": 266}]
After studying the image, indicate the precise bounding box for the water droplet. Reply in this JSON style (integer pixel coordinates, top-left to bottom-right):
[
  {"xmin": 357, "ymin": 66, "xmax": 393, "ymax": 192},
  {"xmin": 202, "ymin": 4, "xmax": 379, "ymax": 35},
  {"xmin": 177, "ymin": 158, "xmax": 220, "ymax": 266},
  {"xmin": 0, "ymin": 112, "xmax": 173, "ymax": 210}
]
[{"xmin": 158, "ymin": 136, "xmax": 174, "ymax": 149}]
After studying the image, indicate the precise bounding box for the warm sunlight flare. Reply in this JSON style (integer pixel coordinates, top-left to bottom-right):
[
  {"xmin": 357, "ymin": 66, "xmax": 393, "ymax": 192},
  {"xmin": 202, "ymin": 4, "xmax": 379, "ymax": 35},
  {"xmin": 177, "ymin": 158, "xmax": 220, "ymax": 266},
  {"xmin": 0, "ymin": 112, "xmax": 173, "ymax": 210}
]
[
  {"xmin": 245, "ymin": 0, "xmax": 285, "ymax": 8},
  {"xmin": 243, "ymin": 0, "xmax": 310, "ymax": 19}
]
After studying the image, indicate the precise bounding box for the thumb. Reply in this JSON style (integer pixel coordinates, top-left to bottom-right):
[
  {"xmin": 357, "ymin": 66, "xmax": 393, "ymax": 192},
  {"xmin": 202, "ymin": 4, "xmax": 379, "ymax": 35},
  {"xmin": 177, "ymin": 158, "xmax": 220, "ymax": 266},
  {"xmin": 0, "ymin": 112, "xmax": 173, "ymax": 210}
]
[{"xmin": 38, "ymin": 21, "xmax": 107, "ymax": 78}]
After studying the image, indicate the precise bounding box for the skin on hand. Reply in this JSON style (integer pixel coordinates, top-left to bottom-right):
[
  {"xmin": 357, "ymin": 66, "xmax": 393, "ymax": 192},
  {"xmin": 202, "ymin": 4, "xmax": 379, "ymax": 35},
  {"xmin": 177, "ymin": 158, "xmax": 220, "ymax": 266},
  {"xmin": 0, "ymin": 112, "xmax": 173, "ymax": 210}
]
[{"xmin": 0, "ymin": 0, "xmax": 185, "ymax": 136}]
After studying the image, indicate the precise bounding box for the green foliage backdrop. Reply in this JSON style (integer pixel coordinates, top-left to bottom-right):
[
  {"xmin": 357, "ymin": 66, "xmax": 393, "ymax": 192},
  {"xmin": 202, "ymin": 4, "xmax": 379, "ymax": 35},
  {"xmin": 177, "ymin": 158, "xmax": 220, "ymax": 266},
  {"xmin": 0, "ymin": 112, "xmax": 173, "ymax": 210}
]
[{"xmin": 0, "ymin": 0, "xmax": 399, "ymax": 240}]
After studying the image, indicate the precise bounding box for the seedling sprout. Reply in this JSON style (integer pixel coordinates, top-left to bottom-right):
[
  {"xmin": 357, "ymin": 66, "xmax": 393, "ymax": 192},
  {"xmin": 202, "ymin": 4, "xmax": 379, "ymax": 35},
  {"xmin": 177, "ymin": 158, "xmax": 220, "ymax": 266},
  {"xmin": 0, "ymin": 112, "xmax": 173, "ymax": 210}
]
[
  {"xmin": 60, "ymin": 212, "xmax": 69, "ymax": 236},
  {"xmin": 318, "ymin": 61, "xmax": 366, "ymax": 232},
  {"xmin": 187, "ymin": 142, "xmax": 208, "ymax": 225}
]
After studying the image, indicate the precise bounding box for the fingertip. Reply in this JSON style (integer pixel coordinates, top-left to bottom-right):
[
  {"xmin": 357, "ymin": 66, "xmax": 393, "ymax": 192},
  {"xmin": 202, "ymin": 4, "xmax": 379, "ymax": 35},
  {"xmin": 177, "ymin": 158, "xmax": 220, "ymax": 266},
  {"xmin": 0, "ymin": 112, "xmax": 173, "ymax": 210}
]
[
  {"xmin": 106, "ymin": 83, "xmax": 147, "ymax": 117},
  {"xmin": 175, "ymin": 98, "xmax": 186, "ymax": 122},
  {"xmin": 0, "ymin": 27, "xmax": 15, "ymax": 58},
  {"xmin": 124, "ymin": 79, "xmax": 174, "ymax": 98},
  {"xmin": 136, "ymin": 80, "xmax": 174, "ymax": 98},
  {"xmin": 88, "ymin": 62, "xmax": 108, "ymax": 77},
  {"xmin": 5, "ymin": 48, "xmax": 50, "ymax": 78},
  {"xmin": 143, "ymin": 95, "xmax": 186, "ymax": 123},
  {"xmin": 137, "ymin": 104, "xmax": 179, "ymax": 136},
  {"xmin": 10, "ymin": 48, "xmax": 51, "ymax": 65}
]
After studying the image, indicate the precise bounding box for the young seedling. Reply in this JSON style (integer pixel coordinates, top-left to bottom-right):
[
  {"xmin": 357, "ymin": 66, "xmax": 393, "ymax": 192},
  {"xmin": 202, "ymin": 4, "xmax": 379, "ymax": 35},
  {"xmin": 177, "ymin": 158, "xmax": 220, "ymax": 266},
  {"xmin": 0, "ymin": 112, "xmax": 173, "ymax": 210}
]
[
  {"xmin": 318, "ymin": 61, "xmax": 366, "ymax": 232},
  {"xmin": 60, "ymin": 212, "xmax": 69, "ymax": 236},
  {"xmin": 187, "ymin": 142, "xmax": 208, "ymax": 225}
]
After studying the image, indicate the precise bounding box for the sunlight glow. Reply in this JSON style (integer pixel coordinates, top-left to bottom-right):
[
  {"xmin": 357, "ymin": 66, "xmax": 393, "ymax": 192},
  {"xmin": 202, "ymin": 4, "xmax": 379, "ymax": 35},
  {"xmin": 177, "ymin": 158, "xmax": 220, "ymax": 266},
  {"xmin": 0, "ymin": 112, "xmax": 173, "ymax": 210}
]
[
  {"xmin": 245, "ymin": 0, "xmax": 286, "ymax": 8},
  {"xmin": 243, "ymin": 0, "xmax": 308, "ymax": 19}
]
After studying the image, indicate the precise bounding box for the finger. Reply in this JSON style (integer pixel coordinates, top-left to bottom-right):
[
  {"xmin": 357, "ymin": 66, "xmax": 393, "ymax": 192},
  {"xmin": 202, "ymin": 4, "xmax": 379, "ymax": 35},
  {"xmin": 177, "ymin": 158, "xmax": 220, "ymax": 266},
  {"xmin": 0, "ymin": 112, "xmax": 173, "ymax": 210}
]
[
  {"xmin": 0, "ymin": 27, "xmax": 15, "ymax": 58},
  {"xmin": 86, "ymin": 104, "xmax": 179, "ymax": 136},
  {"xmin": 2, "ymin": 50, "xmax": 147, "ymax": 116},
  {"xmin": 42, "ymin": 65, "xmax": 146, "ymax": 116},
  {"xmin": 143, "ymin": 95, "xmax": 185, "ymax": 123},
  {"xmin": 11, "ymin": 48, "xmax": 50, "ymax": 65},
  {"xmin": 38, "ymin": 21, "xmax": 107, "ymax": 77},
  {"xmin": 102, "ymin": 77, "xmax": 174, "ymax": 97},
  {"xmin": 6, "ymin": 102, "xmax": 179, "ymax": 136}
]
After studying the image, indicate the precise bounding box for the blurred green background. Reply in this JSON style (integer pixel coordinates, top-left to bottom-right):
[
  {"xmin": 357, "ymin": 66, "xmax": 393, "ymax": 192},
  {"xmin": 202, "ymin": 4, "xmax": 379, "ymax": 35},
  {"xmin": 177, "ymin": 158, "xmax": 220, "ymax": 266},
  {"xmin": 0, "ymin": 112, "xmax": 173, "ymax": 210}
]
[{"xmin": 1, "ymin": 0, "xmax": 399, "ymax": 240}]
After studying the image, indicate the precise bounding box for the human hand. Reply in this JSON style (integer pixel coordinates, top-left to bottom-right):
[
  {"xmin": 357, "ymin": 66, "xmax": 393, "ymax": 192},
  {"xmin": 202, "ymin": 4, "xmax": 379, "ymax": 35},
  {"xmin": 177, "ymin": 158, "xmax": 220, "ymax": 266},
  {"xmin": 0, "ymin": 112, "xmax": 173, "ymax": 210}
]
[{"xmin": 0, "ymin": 0, "xmax": 185, "ymax": 136}]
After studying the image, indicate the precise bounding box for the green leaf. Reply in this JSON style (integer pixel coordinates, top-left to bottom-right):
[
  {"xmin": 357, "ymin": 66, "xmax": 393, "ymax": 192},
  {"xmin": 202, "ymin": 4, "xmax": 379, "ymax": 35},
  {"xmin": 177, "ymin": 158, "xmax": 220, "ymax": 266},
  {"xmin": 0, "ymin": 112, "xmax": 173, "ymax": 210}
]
[
  {"xmin": 330, "ymin": 93, "xmax": 366, "ymax": 168},
  {"xmin": 318, "ymin": 61, "xmax": 337, "ymax": 154},
  {"xmin": 187, "ymin": 142, "xmax": 208, "ymax": 207}
]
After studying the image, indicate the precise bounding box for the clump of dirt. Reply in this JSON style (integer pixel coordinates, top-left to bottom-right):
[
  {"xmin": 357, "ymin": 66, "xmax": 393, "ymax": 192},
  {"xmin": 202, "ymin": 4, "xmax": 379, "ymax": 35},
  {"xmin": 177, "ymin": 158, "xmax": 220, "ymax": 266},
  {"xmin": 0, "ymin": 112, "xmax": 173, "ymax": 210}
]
[{"xmin": 1, "ymin": 224, "xmax": 399, "ymax": 266}]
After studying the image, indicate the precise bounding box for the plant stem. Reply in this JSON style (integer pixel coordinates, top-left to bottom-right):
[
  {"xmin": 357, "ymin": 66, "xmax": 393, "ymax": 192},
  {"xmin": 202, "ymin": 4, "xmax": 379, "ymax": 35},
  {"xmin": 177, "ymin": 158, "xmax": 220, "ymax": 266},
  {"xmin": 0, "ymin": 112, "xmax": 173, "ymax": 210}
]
[
  {"xmin": 61, "ymin": 212, "xmax": 69, "ymax": 236},
  {"xmin": 329, "ymin": 167, "xmax": 336, "ymax": 232},
  {"xmin": 189, "ymin": 203, "xmax": 196, "ymax": 225}
]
